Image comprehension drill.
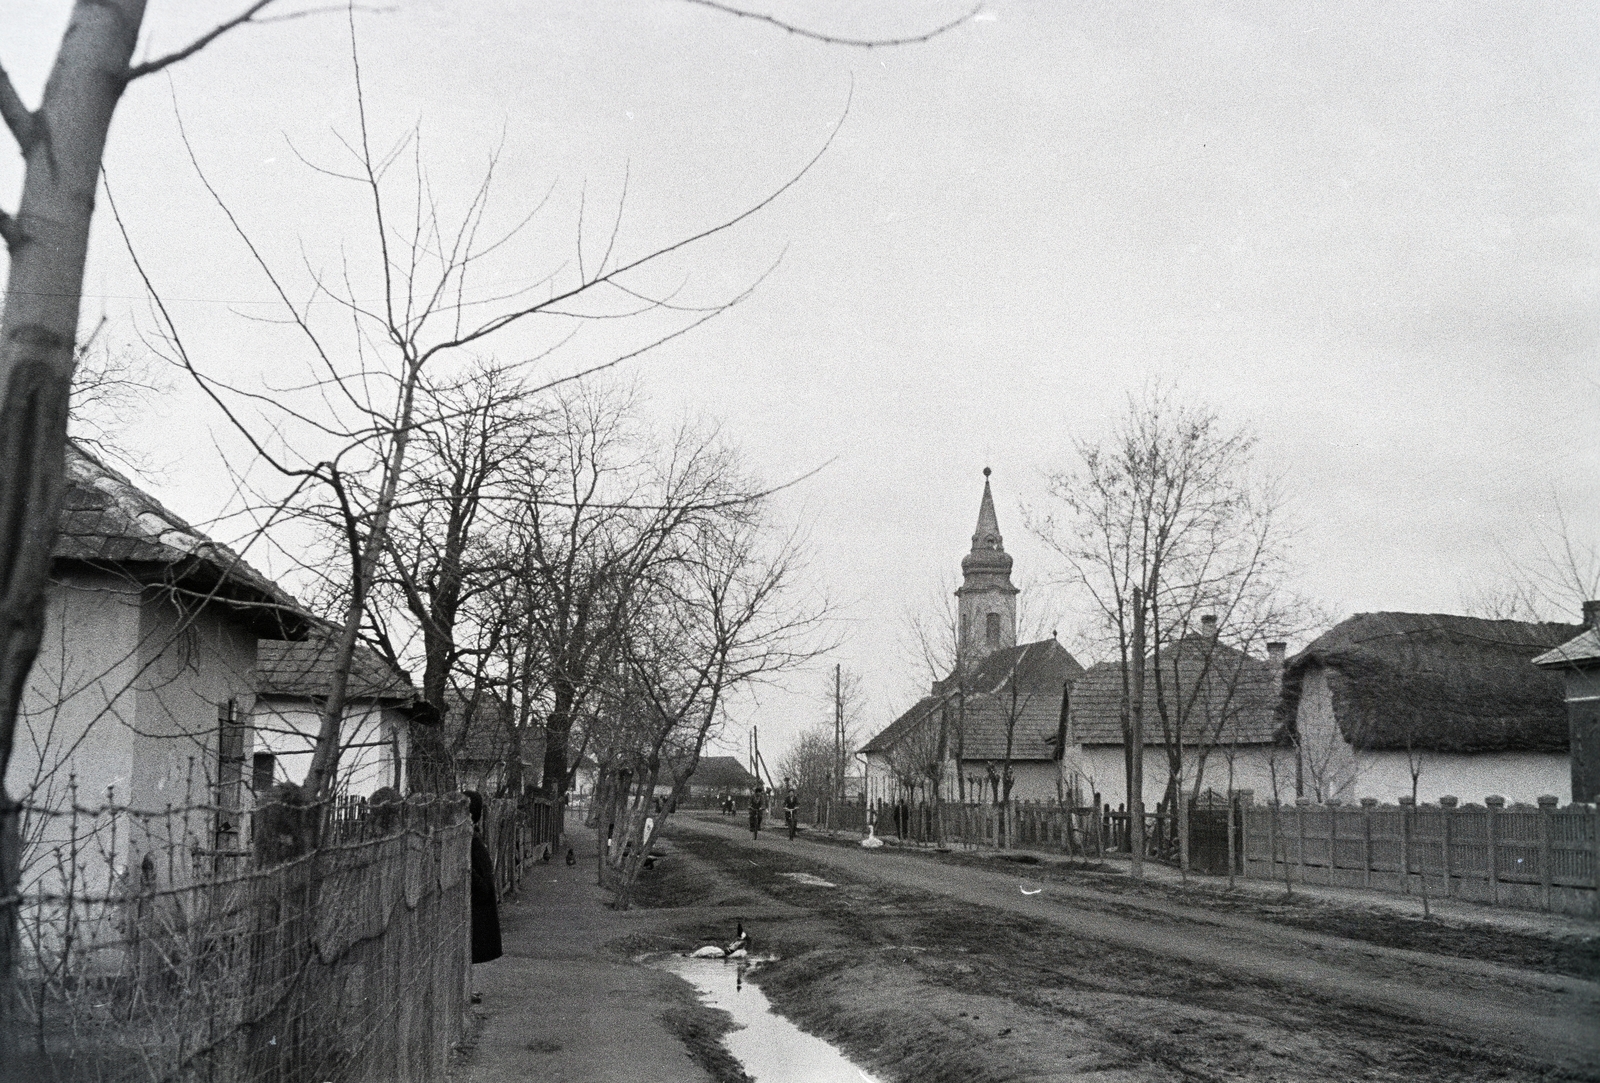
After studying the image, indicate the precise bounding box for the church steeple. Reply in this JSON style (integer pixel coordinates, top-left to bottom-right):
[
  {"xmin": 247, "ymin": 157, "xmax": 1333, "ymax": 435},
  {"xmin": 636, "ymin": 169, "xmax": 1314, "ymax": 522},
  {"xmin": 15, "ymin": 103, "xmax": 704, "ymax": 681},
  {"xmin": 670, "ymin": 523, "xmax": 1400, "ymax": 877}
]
[{"xmin": 956, "ymin": 467, "xmax": 1018, "ymax": 663}]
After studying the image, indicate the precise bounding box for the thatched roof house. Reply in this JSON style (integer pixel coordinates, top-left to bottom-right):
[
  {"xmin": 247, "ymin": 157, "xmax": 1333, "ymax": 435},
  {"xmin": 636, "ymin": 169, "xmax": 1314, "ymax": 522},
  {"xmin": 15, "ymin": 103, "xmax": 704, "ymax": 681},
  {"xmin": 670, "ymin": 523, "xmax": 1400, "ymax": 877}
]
[
  {"xmin": 1279, "ymin": 612, "xmax": 1582, "ymax": 804},
  {"xmin": 1280, "ymin": 612, "xmax": 1577, "ymax": 754}
]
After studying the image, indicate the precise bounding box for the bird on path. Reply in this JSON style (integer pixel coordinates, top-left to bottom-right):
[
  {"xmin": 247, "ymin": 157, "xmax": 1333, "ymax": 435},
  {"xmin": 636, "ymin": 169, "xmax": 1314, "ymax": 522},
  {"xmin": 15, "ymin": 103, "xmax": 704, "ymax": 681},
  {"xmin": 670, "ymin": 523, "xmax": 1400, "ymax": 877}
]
[
  {"xmin": 565, "ymin": 847, "xmax": 576, "ymax": 866},
  {"xmin": 691, "ymin": 920, "xmax": 752, "ymax": 959}
]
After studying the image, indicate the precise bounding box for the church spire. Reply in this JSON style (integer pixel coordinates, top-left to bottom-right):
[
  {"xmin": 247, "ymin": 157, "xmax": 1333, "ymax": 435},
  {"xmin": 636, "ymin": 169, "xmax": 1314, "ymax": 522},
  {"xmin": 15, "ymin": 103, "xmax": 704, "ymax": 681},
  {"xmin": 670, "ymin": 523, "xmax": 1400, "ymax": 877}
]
[
  {"xmin": 957, "ymin": 467, "xmax": 1018, "ymax": 661},
  {"xmin": 971, "ymin": 466, "xmax": 1003, "ymax": 553}
]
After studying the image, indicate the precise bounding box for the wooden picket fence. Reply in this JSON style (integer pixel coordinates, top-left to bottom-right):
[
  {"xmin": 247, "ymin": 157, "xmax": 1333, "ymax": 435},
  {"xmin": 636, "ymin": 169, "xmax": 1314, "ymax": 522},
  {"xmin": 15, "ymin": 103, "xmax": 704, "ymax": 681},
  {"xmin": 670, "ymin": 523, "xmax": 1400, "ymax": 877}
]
[{"xmin": 1242, "ymin": 798, "xmax": 1600, "ymax": 916}]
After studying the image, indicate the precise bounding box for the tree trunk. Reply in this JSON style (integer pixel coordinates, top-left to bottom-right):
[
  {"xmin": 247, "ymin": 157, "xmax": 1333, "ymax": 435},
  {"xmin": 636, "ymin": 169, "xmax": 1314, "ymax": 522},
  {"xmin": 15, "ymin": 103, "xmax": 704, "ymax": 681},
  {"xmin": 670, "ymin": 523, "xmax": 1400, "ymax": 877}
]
[{"xmin": 0, "ymin": 0, "xmax": 147, "ymax": 1052}]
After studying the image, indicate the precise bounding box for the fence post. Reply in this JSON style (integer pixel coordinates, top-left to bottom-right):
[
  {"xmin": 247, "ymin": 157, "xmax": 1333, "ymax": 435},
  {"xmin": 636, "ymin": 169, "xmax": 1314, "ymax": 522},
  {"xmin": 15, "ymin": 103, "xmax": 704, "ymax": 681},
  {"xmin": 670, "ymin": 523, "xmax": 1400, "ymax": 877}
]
[
  {"xmin": 1538, "ymin": 795, "xmax": 1557, "ymax": 911},
  {"xmin": 1399, "ymin": 796, "xmax": 1414, "ymax": 895},
  {"xmin": 1439, "ymin": 796, "xmax": 1456, "ymax": 898},
  {"xmin": 1360, "ymin": 797, "xmax": 1376, "ymax": 888},
  {"xmin": 1592, "ymin": 804, "xmax": 1600, "ymax": 920},
  {"xmin": 1486, "ymin": 795, "xmax": 1504, "ymax": 906},
  {"xmin": 1294, "ymin": 798, "xmax": 1310, "ymax": 883},
  {"xmin": 1266, "ymin": 801, "xmax": 1277, "ymax": 881},
  {"xmin": 1326, "ymin": 800, "xmax": 1340, "ymax": 884}
]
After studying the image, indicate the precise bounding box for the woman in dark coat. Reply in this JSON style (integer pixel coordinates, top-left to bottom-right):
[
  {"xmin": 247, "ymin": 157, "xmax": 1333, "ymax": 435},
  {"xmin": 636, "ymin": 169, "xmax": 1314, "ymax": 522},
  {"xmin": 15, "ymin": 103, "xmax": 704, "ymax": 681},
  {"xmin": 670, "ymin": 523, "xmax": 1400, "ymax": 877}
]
[{"xmin": 465, "ymin": 791, "xmax": 503, "ymax": 964}]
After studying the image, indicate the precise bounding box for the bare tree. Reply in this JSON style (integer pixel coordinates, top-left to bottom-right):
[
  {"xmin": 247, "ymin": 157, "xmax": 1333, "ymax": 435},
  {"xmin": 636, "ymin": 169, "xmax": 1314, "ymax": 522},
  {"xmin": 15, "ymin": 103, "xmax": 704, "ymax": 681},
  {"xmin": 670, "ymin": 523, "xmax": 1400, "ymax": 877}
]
[
  {"xmin": 1462, "ymin": 494, "xmax": 1599, "ymax": 623},
  {"xmin": 0, "ymin": 0, "xmax": 299, "ymax": 1038},
  {"xmin": 1030, "ymin": 385, "xmax": 1306, "ymax": 874},
  {"xmin": 596, "ymin": 504, "xmax": 825, "ymax": 908}
]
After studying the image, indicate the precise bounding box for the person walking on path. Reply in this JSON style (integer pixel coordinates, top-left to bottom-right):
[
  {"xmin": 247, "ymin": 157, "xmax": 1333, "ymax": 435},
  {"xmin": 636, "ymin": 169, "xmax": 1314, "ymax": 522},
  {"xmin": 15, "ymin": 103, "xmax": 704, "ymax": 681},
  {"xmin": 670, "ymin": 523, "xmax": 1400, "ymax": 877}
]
[
  {"xmin": 783, "ymin": 783, "xmax": 800, "ymax": 840},
  {"xmin": 748, "ymin": 783, "xmax": 768, "ymax": 840},
  {"xmin": 465, "ymin": 791, "xmax": 503, "ymax": 971}
]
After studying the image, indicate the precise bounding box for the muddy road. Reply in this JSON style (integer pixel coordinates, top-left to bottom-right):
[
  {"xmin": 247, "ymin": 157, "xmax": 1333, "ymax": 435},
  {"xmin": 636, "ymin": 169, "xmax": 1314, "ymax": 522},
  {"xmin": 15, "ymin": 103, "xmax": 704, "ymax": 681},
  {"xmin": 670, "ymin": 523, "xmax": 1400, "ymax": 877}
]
[{"xmin": 655, "ymin": 814, "xmax": 1599, "ymax": 1083}]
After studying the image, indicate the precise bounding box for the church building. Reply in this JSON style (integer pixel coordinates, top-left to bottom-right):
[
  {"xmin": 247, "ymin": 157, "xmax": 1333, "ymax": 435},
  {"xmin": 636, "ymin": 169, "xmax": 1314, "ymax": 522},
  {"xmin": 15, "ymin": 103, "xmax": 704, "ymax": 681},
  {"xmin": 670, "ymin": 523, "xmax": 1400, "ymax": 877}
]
[{"xmin": 861, "ymin": 470, "xmax": 1086, "ymax": 805}]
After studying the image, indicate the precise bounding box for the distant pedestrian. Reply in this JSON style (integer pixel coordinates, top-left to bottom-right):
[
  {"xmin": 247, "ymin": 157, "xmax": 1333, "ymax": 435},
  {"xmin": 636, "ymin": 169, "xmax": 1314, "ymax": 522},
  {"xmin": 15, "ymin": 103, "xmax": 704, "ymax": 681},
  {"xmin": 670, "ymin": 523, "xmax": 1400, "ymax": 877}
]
[{"xmin": 465, "ymin": 791, "xmax": 503, "ymax": 970}]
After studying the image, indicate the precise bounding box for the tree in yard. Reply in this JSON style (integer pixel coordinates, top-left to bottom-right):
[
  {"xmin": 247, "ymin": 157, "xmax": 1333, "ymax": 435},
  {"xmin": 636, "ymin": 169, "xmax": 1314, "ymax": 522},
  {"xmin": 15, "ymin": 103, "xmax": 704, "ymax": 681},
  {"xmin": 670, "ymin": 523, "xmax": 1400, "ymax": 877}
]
[
  {"xmin": 1030, "ymin": 385, "xmax": 1310, "ymax": 874},
  {"xmin": 592, "ymin": 496, "xmax": 825, "ymax": 909},
  {"xmin": 0, "ymin": 1, "xmax": 301, "ymax": 1044},
  {"xmin": 1461, "ymin": 493, "xmax": 1599, "ymax": 624}
]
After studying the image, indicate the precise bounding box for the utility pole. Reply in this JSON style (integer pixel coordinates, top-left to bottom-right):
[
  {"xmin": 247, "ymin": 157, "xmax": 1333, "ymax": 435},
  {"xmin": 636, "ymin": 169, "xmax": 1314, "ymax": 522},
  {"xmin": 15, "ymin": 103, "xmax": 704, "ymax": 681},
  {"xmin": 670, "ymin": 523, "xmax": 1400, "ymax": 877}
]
[
  {"xmin": 1130, "ymin": 586, "xmax": 1146, "ymax": 878},
  {"xmin": 834, "ymin": 663, "xmax": 845, "ymax": 803}
]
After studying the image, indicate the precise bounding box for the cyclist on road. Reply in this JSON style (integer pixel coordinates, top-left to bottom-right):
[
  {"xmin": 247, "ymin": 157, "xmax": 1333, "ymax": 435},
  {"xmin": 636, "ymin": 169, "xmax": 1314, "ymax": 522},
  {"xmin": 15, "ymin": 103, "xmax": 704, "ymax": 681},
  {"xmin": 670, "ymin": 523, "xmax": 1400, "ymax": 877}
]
[{"xmin": 747, "ymin": 784, "xmax": 768, "ymax": 840}]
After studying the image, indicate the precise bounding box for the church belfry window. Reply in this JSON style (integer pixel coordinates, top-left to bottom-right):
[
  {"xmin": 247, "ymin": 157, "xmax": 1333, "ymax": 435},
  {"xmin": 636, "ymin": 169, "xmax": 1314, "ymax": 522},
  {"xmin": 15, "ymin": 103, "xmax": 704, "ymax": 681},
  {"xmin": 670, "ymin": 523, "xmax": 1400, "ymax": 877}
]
[{"xmin": 986, "ymin": 612, "xmax": 1002, "ymax": 647}]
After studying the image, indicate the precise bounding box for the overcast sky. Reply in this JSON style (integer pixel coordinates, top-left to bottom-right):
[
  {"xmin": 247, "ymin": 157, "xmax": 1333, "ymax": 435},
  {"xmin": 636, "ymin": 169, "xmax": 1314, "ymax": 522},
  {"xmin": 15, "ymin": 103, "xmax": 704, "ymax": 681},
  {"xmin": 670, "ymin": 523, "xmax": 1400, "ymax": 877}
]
[{"xmin": 5, "ymin": 1, "xmax": 1596, "ymax": 764}]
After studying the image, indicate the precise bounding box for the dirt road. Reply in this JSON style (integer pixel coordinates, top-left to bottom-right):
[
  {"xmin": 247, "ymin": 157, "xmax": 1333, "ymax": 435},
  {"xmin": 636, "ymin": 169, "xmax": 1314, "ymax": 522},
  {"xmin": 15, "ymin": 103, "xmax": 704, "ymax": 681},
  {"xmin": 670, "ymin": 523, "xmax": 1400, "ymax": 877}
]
[{"xmin": 664, "ymin": 813, "xmax": 1600, "ymax": 1082}]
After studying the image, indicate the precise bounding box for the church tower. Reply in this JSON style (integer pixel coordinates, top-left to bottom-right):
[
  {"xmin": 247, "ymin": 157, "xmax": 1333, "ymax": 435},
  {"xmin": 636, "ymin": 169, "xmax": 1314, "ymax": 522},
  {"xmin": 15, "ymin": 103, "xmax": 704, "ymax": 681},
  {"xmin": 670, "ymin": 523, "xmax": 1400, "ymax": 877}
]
[{"xmin": 956, "ymin": 468, "xmax": 1019, "ymax": 664}]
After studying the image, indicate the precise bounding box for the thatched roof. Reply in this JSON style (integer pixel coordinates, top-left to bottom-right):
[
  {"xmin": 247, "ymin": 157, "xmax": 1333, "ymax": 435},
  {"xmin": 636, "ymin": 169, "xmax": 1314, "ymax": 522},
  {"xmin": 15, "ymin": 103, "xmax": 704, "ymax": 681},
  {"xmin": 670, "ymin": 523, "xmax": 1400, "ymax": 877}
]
[
  {"xmin": 257, "ymin": 623, "xmax": 415, "ymax": 703},
  {"xmin": 1067, "ymin": 634, "xmax": 1281, "ymax": 747},
  {"xmin": 1278, "ymin": 612, "xmax": 1578, "ymax": 753},
  {"xmin": 55, "ymin": 440, "xmax": 307, "ymax": 638}
]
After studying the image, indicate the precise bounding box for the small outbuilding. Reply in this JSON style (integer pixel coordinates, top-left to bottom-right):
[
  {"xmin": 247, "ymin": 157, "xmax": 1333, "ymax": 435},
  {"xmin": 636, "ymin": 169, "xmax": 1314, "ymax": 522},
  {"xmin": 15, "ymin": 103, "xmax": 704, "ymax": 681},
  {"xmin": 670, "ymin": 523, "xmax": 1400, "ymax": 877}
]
[{"xmin": 1531, "ymin": 600, "xmax": 1600, "ymax": 804}]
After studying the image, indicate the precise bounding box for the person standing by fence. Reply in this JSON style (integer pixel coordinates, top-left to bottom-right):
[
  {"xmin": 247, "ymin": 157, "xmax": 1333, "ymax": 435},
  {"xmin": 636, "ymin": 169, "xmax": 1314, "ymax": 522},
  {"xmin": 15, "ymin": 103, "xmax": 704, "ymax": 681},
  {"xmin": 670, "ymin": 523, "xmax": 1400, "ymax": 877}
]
[{"xmin": 465, "ymin": 791, "xmax": 503, "ymax": 990}]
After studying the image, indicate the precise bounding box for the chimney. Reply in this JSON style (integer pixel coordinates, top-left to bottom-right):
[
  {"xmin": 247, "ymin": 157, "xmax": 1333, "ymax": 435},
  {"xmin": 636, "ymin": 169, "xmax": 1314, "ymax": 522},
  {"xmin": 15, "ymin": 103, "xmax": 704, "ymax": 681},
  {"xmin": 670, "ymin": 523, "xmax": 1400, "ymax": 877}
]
[
  {"xmin": 1200, "ymin": 614, "xmax": 1218, "ymax": 639},
  {"xmin": 1585, "ymin": 600, "xmax": 1600, "ymax": 629},
  {"xmin": 1267, "ymin": 642, "xmax": 1286, "ymax": 669}
]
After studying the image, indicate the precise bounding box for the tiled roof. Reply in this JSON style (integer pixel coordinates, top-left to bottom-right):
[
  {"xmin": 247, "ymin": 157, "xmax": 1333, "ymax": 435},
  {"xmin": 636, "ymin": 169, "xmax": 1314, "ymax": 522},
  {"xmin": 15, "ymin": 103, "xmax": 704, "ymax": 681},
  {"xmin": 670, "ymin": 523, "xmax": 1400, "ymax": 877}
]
[
  {"xmin": 861, "ymin": 695, "xmax": 941, "ymax": 755},
  {"xmin": 444, "ymin": 691, "xmax": 540, "ymax": 766},
  {"xmin": 866, "ymin": 639, "xmax": 1086, "ymax": 761},
  {"xmin": 955, "ymin": 690, "xmax": 1066, "ymax": 760},
  {"xmin": 54, "ymin": 440, "xmax": 306, "ymax": 637},
  {"xmin": 688, "ymin": 755, "xmax": 759, "ymax": 790},
  {"xmin": 1532, "ymin": 627, "xmax": 1600, "ymax": 669},
  {"xmin": 1281, "ymin": 612, "xmax": 1577, "ymax": 753},
  {"xmin": 257, "ymin": 624, "xmax": 415, "ymax": 703},
  {"xmin": 1068, "ymin": 636, "xmax": 1282, "ymax": 748},
  {"xmin": 943, "ymin": 638, "xmax": 1087, "ymax": 696}
]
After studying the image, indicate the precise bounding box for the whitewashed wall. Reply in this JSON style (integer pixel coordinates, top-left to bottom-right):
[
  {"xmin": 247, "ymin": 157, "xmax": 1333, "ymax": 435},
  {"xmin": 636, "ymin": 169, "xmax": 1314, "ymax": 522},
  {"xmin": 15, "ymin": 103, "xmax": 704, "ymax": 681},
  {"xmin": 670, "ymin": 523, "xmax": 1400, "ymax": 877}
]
[{"xmin": 252, "ymin": 697, "xmax": 407, "ymax": 797}]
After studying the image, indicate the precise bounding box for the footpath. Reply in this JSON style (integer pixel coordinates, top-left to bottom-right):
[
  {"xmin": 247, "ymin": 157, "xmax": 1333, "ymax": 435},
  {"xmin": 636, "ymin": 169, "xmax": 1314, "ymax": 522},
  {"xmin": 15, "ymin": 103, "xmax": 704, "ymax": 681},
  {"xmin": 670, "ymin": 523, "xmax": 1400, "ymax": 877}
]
[{"xmin": 450, "ymin": 827, "xmax": 714, "ymax": 1083}]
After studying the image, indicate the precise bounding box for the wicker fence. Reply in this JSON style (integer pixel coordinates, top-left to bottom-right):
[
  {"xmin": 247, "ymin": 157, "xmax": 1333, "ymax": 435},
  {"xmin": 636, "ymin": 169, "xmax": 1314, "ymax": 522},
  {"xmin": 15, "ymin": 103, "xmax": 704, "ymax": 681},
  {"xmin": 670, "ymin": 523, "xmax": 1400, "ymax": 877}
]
[
  {"xmin": 9, "ymin": 791, "xmax": 483, "ymax": 1083},
  {"xmin": 1241, "ymin": 799, "xmax": 1600, "ymax": 916}
]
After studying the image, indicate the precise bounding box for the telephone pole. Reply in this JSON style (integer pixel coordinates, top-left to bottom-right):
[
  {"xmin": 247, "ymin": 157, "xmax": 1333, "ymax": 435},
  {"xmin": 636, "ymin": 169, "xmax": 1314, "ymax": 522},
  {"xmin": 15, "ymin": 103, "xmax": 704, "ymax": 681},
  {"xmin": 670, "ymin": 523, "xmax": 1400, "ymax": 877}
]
[
  {"xmin": 1130, "ymin": 586, "xmax": 1146, "ymax": 878},
  {"xmin": 834, "ymin": 663, "xmax": 845, "ymax": 803}
]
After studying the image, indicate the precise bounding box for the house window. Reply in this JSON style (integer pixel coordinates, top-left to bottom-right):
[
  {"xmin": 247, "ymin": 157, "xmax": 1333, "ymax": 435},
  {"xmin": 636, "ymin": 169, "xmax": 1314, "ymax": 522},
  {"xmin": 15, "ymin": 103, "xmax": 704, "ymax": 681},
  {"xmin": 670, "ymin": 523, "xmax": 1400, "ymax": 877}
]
[{"xmin": 252, "ymin": 752, "xmax": 277, "ymax": 794}]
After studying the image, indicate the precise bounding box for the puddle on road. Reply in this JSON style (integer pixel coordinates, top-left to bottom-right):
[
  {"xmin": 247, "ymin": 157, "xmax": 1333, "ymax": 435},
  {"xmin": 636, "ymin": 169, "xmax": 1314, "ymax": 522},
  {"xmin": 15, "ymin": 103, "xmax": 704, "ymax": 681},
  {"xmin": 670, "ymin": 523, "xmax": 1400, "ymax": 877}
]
[{"xmin": 657, "ymin": 955, "xmax": 881, "ymax": 1083}]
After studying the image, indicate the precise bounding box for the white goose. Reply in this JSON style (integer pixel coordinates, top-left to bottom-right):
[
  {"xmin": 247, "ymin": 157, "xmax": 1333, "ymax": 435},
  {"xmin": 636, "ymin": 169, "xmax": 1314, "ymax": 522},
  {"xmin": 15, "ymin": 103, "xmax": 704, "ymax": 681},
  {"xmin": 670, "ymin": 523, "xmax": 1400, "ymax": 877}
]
[{"xmin": 691, "ymin": 921, "xmax": 751, "ymax": 959}]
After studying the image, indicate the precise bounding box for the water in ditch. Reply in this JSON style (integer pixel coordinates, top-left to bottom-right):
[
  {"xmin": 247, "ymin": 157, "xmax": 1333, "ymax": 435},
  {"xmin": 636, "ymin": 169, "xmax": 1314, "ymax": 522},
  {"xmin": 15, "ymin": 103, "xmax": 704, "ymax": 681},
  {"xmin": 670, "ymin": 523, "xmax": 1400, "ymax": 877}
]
[{"xmin": 656, "ymin": 954, "xmax": 882, "ymax": 1083}]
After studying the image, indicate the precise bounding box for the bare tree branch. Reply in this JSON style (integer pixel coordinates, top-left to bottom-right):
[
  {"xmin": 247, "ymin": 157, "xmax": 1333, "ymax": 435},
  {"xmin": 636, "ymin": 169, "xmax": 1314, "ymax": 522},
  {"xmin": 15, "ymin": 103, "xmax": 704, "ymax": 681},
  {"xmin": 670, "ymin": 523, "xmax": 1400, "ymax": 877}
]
[
  {"xmin": 679, "ymin": 0, "xmax": 980, "ymax": 49},
  {"xmin": 0, "ymin": 64, "xmax": 34, "ymax": 149}
]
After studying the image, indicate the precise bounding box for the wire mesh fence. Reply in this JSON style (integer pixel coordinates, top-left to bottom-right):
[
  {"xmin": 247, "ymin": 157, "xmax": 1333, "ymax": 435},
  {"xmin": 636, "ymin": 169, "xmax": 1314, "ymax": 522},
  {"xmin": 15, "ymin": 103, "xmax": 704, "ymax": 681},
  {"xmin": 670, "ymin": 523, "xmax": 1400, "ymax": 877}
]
[{"xmin": 7, "ymin": 788, "xmax": 474, "ymax": 1083}]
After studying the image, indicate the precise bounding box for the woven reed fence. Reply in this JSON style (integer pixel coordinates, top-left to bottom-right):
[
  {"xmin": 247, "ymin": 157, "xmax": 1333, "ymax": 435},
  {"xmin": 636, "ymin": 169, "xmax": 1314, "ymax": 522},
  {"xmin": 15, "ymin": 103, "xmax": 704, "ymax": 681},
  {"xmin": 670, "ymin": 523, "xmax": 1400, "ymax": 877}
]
[
  {"xmin": 8, "ymin": 791, "xmax": 473, "ymax": 1083},
  {"xmin": 1242, "ymin": 798, "xmax": 1600, "ymax": 916}
]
